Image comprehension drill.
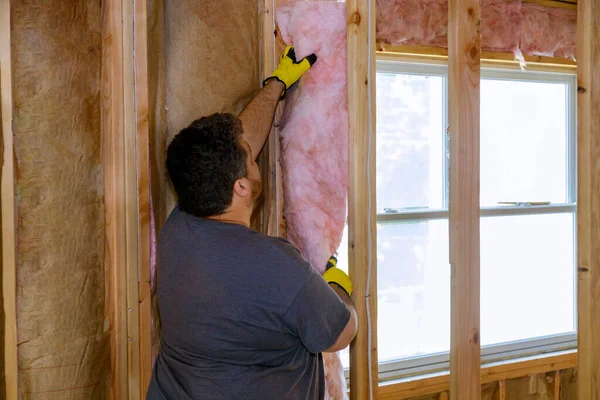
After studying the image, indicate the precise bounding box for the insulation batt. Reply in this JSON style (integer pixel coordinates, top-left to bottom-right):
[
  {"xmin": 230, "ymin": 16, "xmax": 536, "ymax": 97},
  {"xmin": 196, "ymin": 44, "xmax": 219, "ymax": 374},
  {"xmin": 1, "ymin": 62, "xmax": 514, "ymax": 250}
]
[
  {"xmin": 377, "ymin": 0, "xmax": 576, "ymax": 61},
  {"xmin": 276, "ymin": 2, "xmax": 349, "ymax": 400}
]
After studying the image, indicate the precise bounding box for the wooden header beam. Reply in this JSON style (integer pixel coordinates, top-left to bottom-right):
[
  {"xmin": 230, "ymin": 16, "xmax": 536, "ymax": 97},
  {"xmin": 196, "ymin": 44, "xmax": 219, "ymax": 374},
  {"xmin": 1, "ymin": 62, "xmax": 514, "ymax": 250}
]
[
  {"xmin": 448, "ymin": 0, "xmax": 481, "ymax": 397},
  {"xmin": 0, "ymin": 0, "xmax": 18, "ymax": 398},
  {"xmin": 347, "ymin": 0, "xmax": 379, "ymax": 398},
  {"xmin": 377, "ymin": 44, "xmax": 577, "ymax": 73},
  {"xmin": 576, "ymin": 0, "xmax": 600, "ymax": 396}
]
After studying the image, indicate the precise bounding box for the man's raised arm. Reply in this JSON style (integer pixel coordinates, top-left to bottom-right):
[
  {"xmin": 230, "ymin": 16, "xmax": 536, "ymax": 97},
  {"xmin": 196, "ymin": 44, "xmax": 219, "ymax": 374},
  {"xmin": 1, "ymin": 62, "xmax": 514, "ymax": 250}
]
[{"xmin": 239, "ymin": 46, "xmax": 317, "ymax": 160}]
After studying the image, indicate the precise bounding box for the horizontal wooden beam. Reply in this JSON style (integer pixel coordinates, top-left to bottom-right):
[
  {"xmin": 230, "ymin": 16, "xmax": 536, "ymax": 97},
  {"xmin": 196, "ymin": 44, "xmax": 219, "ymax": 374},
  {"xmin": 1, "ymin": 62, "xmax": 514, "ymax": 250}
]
[
  {"xmin": 523, "ymin": 0, "xmax": 577, "ymax": 9},
  {"xmin": 377, "ymin": 44, "xmax": 577, "ymax": 73},
  {"xmin": 378, "ymin": 351, "xmax": 577, "ymax": 400}
]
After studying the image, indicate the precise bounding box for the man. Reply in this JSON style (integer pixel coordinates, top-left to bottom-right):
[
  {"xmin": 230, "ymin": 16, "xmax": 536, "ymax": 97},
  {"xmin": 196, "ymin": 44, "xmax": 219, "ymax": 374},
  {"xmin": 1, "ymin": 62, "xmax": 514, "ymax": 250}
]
[{"xmin": 147, "ymin": 47, "xmax": 357, "ymax": 400}]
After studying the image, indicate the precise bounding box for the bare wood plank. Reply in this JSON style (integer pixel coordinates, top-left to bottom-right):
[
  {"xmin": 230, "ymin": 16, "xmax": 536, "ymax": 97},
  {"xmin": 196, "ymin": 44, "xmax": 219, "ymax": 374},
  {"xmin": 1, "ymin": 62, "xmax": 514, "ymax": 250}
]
[
  {"xmin": 135, "ymin": 0, "xmax": 153, "ymax": 396},
  {"xmin": 122, "ymin": 0, "xmax": 142, "ymax": 397},
  {"xmin": 554, "ymin": 370, "xmax": 560, "ymax": 400},
  {"xmin": 448, "ymin": 0, "xmax": 481, "ymax": 396},
  {"xmin": 576, "ymin": 0, "xmax": 600, "ymax": 395},
  {"xmin": 102, "ymin": 0, "xmax": 130, "ymax": 398},
  {"xmin": 258, "ymin": 0, "xmax": 286, "ymax": 237},
  {"xmin": 481, "ymin": 353, "xmax": 576, "ymax": 384},
  {"xmin": 377, "ymin": 44, "xmax": 577, "ymax": 73},
  {"xmin": 440, "ymin": 391, "xmax": 450, "ymax": 400},
  {"xmin": 499, "ymin": 380, "xmax": 506, "ymax": 400},
  {"xmin": 522, "ymin": 0, "xmax": 577, "ymax": 9},
  {"xmin": 259, "ymin": 0, "xmax": 278, "ymax": 236},
  {"xmin": 347, "ymin": 0, "xmax": 378, "ymax": 398},
  {"xmin": 378, "ymin": 351, "xmax": 576, "ymax": 399},
  {"xmin": 379, "ymin": 374, "xmax": 450, "ymax": 400},
  {"xmin": 0, "ymin": 1, "xmax": 17, "ymax": 398}
]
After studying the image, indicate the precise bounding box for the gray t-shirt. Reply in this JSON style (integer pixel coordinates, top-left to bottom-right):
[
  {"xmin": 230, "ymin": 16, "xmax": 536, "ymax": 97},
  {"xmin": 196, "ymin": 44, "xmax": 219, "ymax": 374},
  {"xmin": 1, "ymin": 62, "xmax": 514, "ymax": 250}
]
[{"xmin": 146, "ymin": 207, "xmax": 350, "ymax": 400}]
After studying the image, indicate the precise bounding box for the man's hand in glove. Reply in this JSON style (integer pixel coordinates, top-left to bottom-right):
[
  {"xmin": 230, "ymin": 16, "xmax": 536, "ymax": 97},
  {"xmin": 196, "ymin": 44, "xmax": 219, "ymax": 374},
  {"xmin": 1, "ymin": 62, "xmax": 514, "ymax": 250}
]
[
  {"xmin": 322, "ymin": 256, "xmax": 353, "ymax": 297},
  {"xmin": 263, "ymin": 46, "xmax": 317, "ymax": 99}
]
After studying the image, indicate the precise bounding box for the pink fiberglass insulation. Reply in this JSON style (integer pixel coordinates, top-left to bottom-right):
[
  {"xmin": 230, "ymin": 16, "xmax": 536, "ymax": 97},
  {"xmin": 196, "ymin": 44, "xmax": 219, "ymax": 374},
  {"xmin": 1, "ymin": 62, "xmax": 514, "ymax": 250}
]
[
  {"xmin": 276, "ymin": 2, "xmax": 348, "ymax": 400},
  {"xmin": 277, "ymin": 2, "xmax": 348, "ymax": 275},
  {"xmin": 520, "ymin": 3, "xmax": 576, "ymax": 59},
  {"xmin": 376, "ymin": 0, "xmax": 449, "ymax": 47},
  {"xmin": 480, "ymin": 0, "xmax": 522, "ymax": 54},
  {"xmin": 377, "ymin": 0, "xmax": 576, "ymax": 61}
]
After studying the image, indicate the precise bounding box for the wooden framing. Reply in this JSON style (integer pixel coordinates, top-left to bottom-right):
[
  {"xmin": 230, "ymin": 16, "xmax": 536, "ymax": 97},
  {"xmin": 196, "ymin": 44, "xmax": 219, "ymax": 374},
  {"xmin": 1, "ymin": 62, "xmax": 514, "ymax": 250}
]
[
  {"xmin": 576, "ymin": 0, "xmax": 600, "ymax": 396},
  {"xmin": 0, "ymin": 1, "xmax": 17, "ymax": 398},
  {"xmin": 259, "ymin": 0, "xmax": 285, "ymax": 237},
  {"xmin": 135, "ymin": 0, "xmax": 153, "ymax": 396},
  {"xmin": 554, "ymin": 370, "xmax": 560, "ymax": 400},
  {"xmin": 347, "ymin": 0, "xmax": 379, "ymax": 398},
  {"xmin": 378, "ymin": 351, "xmax": 576, "ymax": 399},
  {"xmin": 102, "ymin": 1, "xmax": 129, "ymax": 397},
  {"xmin": 499, "ymin": 380, "xmax": 506, "ymax": 400},
  {"xmin": 377, "ymin": 44, "xmax": 577, "ymax": 73},
  {"xmin": 103, "ymin": 0, "xmax": 152, "ymax": 398},
  {"xmin": 447, "ymin": 0, "xmax": 481, "ymax": 397}
]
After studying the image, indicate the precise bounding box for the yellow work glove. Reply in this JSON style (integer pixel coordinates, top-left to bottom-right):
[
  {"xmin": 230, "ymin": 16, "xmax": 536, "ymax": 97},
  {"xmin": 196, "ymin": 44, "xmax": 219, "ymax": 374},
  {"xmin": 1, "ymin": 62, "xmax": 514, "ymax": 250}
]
[
  {"xmin": 263, "ymin": 46, "xmax": 317, "ymax": 99},
  {"xmin": 322, "ymin": 256, "xmax": 353, "ymax": 297}
]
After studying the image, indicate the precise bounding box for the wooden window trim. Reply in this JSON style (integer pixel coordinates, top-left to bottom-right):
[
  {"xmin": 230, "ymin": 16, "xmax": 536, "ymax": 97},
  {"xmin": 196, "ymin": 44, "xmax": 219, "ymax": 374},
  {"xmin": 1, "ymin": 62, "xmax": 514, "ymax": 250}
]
[{"xmin": 375, "ymin": 350, "xmax": 576, "ymax": 399}]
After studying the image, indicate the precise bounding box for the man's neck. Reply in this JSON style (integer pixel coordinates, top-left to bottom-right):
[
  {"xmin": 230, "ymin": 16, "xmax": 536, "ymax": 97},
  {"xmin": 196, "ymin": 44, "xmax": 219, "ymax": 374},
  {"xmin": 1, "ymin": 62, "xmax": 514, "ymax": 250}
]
[{"xmin": 208, "ymin": 208, "xmax": 251, "ymax": 227}]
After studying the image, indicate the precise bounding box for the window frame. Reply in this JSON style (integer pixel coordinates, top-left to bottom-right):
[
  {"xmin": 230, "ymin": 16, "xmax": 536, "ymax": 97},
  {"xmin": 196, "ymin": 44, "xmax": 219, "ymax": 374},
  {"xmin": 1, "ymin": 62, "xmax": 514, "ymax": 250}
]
[{"xmin": 369, "ymin": 61, "xmax": 578, "ymax": 382}]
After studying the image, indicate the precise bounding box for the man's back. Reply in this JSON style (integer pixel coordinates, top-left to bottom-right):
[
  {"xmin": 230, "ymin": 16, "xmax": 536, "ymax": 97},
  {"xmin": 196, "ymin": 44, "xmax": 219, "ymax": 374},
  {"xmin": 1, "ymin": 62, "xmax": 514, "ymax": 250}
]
[{"xmin": 147, "ymin": 208, "xmax": 350, "ymax": 400}]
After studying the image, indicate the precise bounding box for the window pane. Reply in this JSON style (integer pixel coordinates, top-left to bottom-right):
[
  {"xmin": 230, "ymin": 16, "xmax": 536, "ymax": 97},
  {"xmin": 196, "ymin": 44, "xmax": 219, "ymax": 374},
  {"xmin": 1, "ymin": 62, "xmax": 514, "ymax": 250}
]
[
  {"xmin": 377, "ymin": 220, "xmax": 450, "ymax": 361},
  {"xmin": 481, "ymin": 213, "xmax": 575, "ymax": 346},
  {"xmin": 336, "ymin": 221, "xmax": 450, "ymax": 366},
  {"xmin": 376, "ymin": 73, "xmax": 445, "ymax": 211},
  {"xmin": 480, "ymin": 79, "xmax": 569, "ymax": 206}
]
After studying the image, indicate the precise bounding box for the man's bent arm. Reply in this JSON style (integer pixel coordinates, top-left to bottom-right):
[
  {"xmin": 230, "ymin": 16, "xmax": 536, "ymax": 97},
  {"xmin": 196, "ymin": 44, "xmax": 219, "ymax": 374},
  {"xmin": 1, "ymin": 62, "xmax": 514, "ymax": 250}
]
[
  {"xmin": 239, "ymin": 79, "xmax": 284, "ymax": 161},
  {"xmin": 324, "ymin": 285, "xmax": 358, "ymax": 353}
]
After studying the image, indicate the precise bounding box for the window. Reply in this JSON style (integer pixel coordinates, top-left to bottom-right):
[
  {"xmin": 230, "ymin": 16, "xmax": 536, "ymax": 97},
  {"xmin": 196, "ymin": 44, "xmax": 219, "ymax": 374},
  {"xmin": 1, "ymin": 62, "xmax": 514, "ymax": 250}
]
[{"xmin": 337, "ymin": 62, "xmax": 577, "ymax": 380}]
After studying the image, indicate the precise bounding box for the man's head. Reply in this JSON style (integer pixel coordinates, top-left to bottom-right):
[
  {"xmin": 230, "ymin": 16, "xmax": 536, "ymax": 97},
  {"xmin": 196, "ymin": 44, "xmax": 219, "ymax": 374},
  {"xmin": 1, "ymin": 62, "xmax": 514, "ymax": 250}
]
[{"xmin": 166, "ymin": 113, "xmax": 262, "ymax": 219}]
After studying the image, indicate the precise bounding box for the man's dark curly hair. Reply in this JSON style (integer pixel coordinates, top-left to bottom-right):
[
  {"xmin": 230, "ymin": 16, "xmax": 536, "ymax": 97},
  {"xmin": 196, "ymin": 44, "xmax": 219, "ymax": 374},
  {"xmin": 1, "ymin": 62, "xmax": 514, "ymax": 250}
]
[{"xmin": 166, "ymin": 113, "xmax": 248, "ymax": 217}]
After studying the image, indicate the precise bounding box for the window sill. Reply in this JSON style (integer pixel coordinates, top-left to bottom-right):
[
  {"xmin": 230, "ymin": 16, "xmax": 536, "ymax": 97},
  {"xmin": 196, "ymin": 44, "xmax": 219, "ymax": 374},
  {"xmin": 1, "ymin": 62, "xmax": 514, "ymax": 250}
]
[{"xmin": 376, "ymin": 349, "xmax": 576, "ymax": 399}]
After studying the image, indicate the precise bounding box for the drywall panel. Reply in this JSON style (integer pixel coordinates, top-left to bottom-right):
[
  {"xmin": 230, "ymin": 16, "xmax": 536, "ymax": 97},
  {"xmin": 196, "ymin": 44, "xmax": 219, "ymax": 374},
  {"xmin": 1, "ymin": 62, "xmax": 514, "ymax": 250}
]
[{"xmin": 11, "ymin": 1, "xmax": 108, "ymax": 397}]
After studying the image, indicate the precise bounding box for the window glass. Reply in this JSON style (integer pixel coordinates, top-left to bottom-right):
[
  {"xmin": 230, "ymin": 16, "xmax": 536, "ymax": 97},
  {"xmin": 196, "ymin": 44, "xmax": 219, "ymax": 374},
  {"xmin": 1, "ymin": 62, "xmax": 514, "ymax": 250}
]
[
  {"xmin": 377, "ymin": 73, "xmax": 445, "ymax": 211},
  {"xmin": 480, "ymin": 79, "xmax": 569, "ymax": 206},
  {"xmin": 481, "ymin": 213, "xmax": 575, "ymax": 346}
]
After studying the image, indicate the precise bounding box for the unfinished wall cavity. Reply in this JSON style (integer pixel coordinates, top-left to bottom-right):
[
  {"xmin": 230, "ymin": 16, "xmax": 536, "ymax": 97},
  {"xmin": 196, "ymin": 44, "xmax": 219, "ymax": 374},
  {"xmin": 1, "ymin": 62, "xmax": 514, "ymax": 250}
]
[
  {"xmin": 162, "ymin": 0, "xmax": 261, "ymax": 211},
  {"xmin": 148, "ymin": 0, "xmax": 261, "ymax": 357},
  {"xmin": 11, "ymin": 1, "xmax": 108, "ymax": 397},
  {"xmin": 377, "ymin": 0, "xmax": 576, "ymax": 60}
]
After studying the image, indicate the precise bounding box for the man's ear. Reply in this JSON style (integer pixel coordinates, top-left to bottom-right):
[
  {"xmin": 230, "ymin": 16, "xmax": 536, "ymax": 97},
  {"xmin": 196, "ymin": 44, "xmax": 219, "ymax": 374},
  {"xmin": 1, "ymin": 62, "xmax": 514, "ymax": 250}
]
[{"xmin": 233, "ymin": 178, "xmax": 251, "ymax": 198}]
